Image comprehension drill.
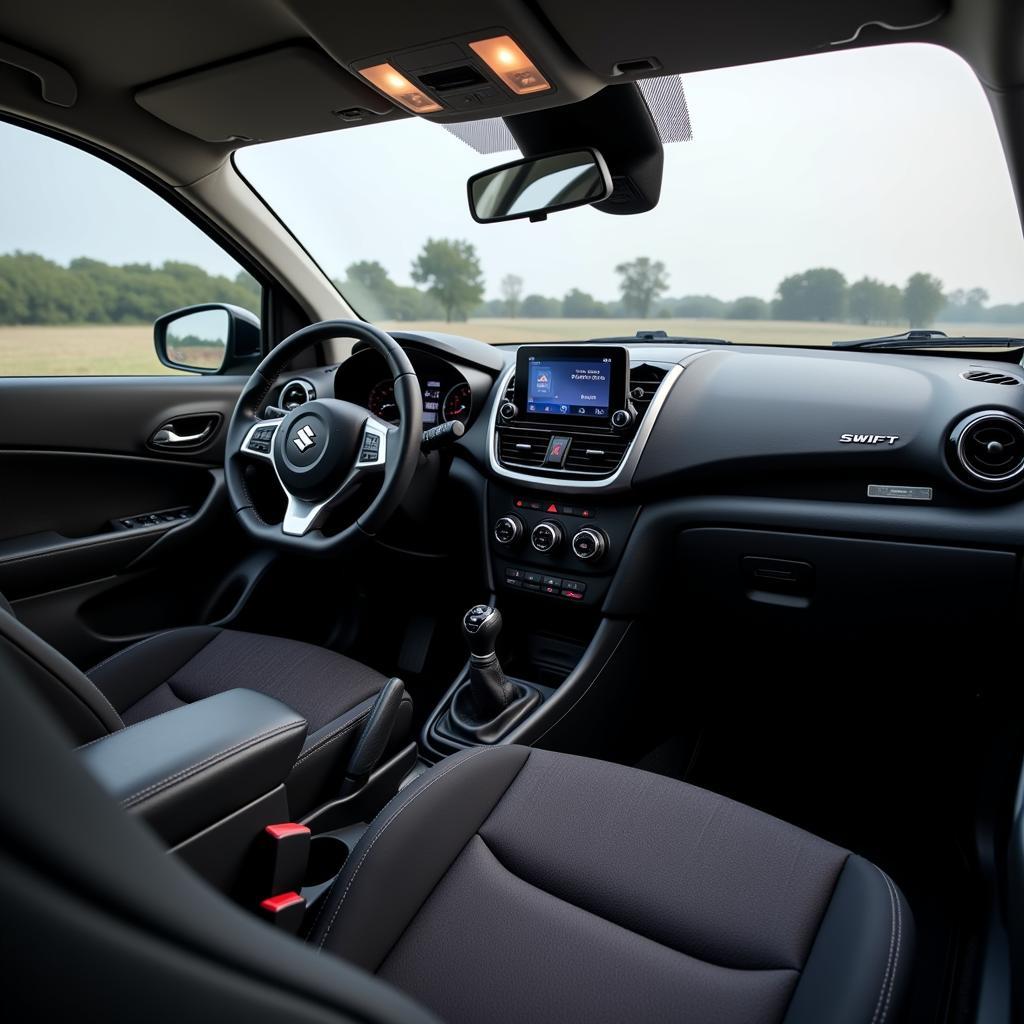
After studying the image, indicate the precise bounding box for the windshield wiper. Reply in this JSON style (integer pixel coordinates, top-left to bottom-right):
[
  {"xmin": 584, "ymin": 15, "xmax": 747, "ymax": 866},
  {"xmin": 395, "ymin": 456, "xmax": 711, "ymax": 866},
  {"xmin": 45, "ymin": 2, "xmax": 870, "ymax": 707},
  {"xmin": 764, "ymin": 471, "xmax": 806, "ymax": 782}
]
[{"xmin": 833, "ymin": 329, "xmax": 1024, "ymax": 352}]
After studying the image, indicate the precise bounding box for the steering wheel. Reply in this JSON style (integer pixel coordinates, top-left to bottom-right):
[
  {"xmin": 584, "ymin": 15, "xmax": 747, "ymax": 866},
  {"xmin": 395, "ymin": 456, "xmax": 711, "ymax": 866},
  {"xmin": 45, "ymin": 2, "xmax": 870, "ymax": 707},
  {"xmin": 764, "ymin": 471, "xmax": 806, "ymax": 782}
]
[{"xmin": 225, "ymin": 320, "xmax": 422, "ymax": 554}]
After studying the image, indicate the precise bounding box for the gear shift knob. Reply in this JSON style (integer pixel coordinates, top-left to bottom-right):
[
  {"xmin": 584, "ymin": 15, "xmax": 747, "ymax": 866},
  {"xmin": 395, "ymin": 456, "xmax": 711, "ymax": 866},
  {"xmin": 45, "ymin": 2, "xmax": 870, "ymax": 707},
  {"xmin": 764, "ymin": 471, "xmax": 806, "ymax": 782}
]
[{"xmin": 462, "ymin": 604, "xmax": 502, "ymax": 658}]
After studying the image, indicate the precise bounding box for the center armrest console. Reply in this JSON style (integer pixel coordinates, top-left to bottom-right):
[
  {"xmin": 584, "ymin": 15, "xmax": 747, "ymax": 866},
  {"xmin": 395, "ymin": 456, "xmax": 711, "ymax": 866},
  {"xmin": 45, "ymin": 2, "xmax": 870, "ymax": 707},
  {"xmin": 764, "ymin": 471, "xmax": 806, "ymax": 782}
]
[{"xmin": 78, "ymin": 689, "xmax": 307, "ymax": 846}]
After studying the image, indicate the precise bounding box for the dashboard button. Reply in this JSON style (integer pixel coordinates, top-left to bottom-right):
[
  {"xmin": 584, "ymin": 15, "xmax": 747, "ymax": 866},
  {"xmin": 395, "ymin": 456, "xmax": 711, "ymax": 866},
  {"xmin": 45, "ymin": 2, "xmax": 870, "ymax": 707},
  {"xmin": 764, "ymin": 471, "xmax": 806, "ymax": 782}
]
[{"xmin": 542, "ymin": 576, "xmax": 562, "ymax": 589}]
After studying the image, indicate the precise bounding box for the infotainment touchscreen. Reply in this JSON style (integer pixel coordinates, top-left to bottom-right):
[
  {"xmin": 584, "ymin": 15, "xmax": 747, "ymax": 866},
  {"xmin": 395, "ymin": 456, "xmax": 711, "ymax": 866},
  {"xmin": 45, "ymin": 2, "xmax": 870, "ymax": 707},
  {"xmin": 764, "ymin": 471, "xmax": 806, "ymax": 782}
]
[{"xmin": 514, "ymin": 346, "xmax": 628, "ymax": 426}]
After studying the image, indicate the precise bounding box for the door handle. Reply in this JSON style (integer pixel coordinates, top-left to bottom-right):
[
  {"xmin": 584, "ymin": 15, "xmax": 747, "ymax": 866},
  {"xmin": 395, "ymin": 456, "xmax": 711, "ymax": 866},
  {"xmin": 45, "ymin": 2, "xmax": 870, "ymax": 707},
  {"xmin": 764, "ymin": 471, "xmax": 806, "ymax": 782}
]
[{"xmin": 149, "ymin": 414, "xmax": 220, "ymax": 450}]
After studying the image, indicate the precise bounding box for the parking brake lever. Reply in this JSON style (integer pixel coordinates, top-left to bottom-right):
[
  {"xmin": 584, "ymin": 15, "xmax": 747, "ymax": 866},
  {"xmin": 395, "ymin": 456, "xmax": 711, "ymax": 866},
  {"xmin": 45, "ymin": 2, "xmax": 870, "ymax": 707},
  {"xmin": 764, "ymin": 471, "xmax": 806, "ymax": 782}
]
[{"xmin": 339, "ymin": 678, "xmax": 408, "ymax": 797}]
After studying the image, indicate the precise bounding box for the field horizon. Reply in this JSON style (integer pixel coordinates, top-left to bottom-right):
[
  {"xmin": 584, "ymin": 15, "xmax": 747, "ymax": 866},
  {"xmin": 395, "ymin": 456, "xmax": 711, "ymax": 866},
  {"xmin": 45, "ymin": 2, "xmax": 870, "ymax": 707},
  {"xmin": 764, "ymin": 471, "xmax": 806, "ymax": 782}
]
[{"xmin": 3, "ymin": 318, "xmax": 1024, "ymax": 375}]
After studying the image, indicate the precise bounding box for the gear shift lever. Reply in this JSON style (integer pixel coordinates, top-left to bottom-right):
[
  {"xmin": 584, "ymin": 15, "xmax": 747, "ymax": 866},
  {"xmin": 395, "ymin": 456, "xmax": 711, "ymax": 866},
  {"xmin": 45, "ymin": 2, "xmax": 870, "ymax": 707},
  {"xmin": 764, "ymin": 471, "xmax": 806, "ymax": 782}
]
[{"xmin": 462, "ymin": 605, "xmax": 514, "ymax": 718}]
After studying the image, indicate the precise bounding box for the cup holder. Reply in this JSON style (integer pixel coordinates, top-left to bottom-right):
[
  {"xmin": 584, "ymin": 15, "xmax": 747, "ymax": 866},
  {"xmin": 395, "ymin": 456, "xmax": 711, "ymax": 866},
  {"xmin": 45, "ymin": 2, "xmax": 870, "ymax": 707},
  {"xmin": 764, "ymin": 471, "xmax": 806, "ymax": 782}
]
[{"xmin": 304, "ymin": 834, "xmax": 350, "ymax": 888}]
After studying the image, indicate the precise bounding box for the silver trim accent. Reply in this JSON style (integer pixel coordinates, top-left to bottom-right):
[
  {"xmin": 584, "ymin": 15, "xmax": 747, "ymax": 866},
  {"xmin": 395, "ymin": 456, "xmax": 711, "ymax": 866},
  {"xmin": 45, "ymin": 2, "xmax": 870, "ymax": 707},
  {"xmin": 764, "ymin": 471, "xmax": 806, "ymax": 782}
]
[
  {"xmin": 280, "ymin": 378, "xmax": 316, "ymax": 410},
  {"xmin": 493, "ymin": 514, "xmax": 523, "ymax": 545},
  {"xmin": 530, "ymin": 520, "xmax": 563, "ymax": 553},
  {"xmin": 240, "ymin": 415, "xmax": 391, "ymax": 535},
  {"xmin": 488, "ymin": 362, "xmax": 685, "ymax": 493},
  {"xmin": 954, "ymin": 410, "xmax": 1024, "ymax": 484},
  {"xmin": 571, "ymin": 526, "xmax": 607, "ymax": 561}
]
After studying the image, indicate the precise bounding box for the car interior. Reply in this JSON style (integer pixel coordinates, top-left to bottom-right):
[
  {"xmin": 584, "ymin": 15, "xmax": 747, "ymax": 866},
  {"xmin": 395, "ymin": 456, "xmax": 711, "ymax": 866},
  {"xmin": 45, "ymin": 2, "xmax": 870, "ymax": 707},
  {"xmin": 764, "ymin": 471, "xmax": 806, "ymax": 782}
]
[{"xmin": 2, "ymin": 1, "xmax": 1024, "ymax": 1022}]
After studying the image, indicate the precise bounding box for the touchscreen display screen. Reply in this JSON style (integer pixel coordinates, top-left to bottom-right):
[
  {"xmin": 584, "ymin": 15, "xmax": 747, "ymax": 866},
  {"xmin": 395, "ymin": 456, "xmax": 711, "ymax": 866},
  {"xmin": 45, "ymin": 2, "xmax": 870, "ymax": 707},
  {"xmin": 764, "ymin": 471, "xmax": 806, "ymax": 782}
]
[{"xmin": 524, "ymin": 355, "xmax": 612, "ymax": 418}]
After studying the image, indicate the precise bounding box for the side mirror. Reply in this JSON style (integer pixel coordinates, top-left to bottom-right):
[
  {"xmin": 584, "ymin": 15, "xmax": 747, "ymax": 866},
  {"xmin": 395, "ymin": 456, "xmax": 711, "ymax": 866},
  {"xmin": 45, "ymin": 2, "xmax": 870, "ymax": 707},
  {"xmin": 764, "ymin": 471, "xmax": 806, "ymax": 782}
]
[
  {"xmin": 154, "ymin": 303, "xmax": 260, "ymax": 374},
  {"xmin": 468, "ymin": 147, "xmax": 612, "ymax": 224}
]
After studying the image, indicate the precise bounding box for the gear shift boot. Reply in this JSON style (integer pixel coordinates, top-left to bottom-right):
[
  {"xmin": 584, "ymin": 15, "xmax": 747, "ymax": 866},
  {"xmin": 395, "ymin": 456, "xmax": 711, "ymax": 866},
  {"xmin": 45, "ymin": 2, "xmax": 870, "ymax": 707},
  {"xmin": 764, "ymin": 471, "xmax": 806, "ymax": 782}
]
[{"xmin": 446, "ymin": 675, "xmax": 540, "ymax": 744}]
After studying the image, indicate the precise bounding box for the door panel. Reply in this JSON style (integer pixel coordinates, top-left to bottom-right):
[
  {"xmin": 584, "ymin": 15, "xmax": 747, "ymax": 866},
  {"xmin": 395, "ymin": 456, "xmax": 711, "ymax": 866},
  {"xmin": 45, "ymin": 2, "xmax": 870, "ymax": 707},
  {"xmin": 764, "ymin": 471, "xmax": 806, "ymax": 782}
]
[{"xmin": 0, "ymin": 375, "xmax": 263, "ymax": 668}]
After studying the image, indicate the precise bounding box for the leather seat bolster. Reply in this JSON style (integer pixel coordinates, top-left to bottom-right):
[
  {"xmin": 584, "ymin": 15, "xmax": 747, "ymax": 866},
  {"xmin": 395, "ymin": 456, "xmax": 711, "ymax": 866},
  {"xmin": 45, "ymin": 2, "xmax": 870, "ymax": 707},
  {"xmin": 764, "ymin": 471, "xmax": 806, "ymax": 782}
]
[
  {"xmin": 783, "ymin": 854, "xmax": 915, "ymax": 1024},
  {"xmin": 310, "ymin": 744, "xmax": 531, "ymax": 970},
  {"xmin": 77, "ymin": 689, "xmax": 307, "ymax": 846}
]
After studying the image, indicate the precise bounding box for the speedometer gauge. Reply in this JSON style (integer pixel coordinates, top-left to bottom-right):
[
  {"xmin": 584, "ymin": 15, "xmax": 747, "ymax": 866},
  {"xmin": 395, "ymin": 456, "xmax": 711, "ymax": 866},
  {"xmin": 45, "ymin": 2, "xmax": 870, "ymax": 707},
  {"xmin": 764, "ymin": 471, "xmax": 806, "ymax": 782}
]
[
  {"xmin": 443, "ymin": 382, "xmax": 472, "ymax": 424},
  {"xmin": 368, "ymin": 379, "xmax": 398, "ymax": 422}
]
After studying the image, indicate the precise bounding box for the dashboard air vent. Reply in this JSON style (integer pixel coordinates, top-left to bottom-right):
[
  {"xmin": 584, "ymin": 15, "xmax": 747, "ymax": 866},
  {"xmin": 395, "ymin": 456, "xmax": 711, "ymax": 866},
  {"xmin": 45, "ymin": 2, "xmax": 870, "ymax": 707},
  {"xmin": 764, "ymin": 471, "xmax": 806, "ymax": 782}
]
[
  {"xmin": 562, "ymin": 428, "xmax": 630, "ymax": 473},
  {"xmin": 629, "ymin": 364, "xmax": 668, "ymax": 418},
  {"xmin": 497, "ymin": 424, "xmax": 549, "ymax": 468},
  {"xmin": 280, "ymin": 379, "xmax": 315, "ymax": 411},
  {"xmin": 952, "ymin": 411, "xmax": 1024, "ymax": 487},
  {"xmin": 961, "ymin": 370, "xmax": 1021, "ymax": 387}
]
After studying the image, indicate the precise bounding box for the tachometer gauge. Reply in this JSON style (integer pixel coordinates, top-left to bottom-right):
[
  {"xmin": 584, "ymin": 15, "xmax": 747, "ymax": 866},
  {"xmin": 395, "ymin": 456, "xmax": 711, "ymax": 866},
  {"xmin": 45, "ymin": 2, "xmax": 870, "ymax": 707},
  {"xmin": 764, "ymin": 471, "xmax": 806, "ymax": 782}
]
[
  {"xmin": 368, "ymin": 379, "xmax": 398, "ymax": 422},
  {"xmin": 443, "ymin": 382, "xmax": 472, "ymax": 424}
]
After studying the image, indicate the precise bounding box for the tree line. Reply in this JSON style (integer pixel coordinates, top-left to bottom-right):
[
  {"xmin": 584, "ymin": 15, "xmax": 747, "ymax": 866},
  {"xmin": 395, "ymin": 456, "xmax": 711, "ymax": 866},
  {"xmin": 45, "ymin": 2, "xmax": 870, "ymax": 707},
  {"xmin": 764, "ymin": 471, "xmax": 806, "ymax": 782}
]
[
  {"xmin": 339, "ymin": 242, "xmax": 1024, "ymax": 328},
  {"xmin": 3, "ymin": 245, "xmax": 1023, "ymax": 328},
  {"xmin": 0, "ymin": 252, "xmax": 259, "ymax": 325}
]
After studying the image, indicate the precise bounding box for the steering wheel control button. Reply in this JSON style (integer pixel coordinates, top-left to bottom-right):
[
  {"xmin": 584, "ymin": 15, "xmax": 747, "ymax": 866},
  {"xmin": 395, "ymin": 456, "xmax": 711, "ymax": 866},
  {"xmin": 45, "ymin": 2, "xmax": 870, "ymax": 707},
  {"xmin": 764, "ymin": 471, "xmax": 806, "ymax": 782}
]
[
  {"xmin": 530, "ymin": 520, "xmax": 563, "ymax": 553},
  {"xmin": 572, "ymin": 527, "xmax": 607, "ymax": 561},
  {"xmin": 247, "ymin": 424, "xmax": 278, "ymax": 453},
  {"xmin": 493, "ymin": 515, "xmax": 524, "ymax": 545},
  {"xmin": 359, "ymin": 431, "xmax": 382, "ymax": 463},
  {"xmin": 543, "ymin": 435, "xmax": 572, "ymax": 467}
]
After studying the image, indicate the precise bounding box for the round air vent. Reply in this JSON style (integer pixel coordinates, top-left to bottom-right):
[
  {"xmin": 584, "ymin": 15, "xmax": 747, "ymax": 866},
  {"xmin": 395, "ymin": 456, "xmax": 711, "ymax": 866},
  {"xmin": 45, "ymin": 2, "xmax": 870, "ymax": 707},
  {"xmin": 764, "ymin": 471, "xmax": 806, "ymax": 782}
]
[
  {"xmin": 950, "ymin": 410, "xmax": 1024, "ymax": 487},
  {"xmin": 280, "ymin": 379, "xmax": 315, "ymax": 411}
]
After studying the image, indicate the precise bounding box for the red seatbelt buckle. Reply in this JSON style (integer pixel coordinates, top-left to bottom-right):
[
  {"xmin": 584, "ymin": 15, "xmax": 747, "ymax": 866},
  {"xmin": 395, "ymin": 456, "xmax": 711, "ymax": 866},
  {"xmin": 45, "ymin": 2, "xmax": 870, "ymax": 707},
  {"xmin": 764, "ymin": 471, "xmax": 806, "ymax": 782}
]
[
  {"xmin": 263, "ymin": 821, "xmax": 311, "ymax": 896},
  {"xmin": 259, "ymin": 890, "xmax": 306, "ymax": 932}
]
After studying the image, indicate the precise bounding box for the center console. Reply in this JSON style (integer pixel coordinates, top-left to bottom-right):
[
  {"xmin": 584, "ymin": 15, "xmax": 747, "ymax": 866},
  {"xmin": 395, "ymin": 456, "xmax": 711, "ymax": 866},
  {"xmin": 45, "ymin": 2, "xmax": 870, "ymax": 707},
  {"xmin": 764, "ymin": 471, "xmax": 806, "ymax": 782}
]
[{"xmin": 422, "ymin": 345, "xmax": 678, "ymax": 761}]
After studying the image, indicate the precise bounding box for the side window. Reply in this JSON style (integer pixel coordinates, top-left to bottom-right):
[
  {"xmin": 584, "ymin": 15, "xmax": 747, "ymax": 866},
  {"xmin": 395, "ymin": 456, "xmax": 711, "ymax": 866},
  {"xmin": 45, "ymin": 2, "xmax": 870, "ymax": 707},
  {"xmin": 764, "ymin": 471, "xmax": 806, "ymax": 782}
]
[{"xmin": 0, "ymin": 120, "xmax": 261, "ymax": 376}]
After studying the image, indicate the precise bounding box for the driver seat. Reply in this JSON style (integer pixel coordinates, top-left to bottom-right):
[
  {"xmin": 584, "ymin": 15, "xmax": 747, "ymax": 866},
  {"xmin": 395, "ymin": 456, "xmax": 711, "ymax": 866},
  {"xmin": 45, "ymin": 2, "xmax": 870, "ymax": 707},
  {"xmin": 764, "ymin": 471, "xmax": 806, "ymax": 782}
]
[{"xmin": 0, "ymin": 593, "xmax": 410, "ymax": 817}]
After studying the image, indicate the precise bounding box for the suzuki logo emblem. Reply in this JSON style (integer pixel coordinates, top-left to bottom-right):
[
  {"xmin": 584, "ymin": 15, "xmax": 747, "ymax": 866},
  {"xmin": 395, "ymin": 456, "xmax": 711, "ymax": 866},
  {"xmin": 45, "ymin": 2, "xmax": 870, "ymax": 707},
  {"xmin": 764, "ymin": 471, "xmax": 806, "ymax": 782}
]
[{"xmin": 292, "ymin": 424, "xmax": 317, "ymax": 452}]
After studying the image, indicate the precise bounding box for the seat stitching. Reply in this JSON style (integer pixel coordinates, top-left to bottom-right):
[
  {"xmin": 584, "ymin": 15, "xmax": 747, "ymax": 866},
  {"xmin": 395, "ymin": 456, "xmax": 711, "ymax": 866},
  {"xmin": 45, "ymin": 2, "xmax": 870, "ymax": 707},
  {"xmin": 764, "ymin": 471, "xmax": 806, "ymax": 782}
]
[
  {"xmin": 294, "ymin": 711, "xmax": 370, "ymax": 765},
  {"xmin": 316, "ymin": 746, "xmax": 493, "ymax": 951},
  {"xmin": 869, "ymin": 866, "xmax": 898, "ymax": 1024},
  {"xmin": 477, "ymin": 832, "xmax": 799, "ymax": 973},
  {"xmin": 75, "ymin": 699, "xmax": 188, "ymax": 750},
  {"xmin": 875, "ymin": 869, "xmax": 903, "ymax": 1024},
  {"xmin": 87, "ymin": 628, "xmax": 216, "ymax": 676},
  {"xmin": 121, "ymin": 721, "xmax": 304, "ymax": 806}
]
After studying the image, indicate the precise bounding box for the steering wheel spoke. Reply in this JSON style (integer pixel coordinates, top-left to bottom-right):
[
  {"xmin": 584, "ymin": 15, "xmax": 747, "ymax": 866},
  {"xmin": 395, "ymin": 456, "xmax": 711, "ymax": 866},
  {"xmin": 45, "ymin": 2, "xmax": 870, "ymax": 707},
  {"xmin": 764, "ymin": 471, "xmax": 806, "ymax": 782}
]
[
  {"xmin": 239, "ymin": 417, "xmax": 283, "ymax": 460},
  {"xmin": 279, "ymin": 416, "xmax": 396, "ymax": 536}
]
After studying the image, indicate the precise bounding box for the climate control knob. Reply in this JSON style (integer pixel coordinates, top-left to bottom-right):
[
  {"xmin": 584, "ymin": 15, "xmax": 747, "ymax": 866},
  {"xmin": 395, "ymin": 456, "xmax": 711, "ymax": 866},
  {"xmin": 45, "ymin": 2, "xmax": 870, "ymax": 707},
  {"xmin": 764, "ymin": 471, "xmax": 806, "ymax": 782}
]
[
  {"xmin": 572, "ymin": 526, "xmax": 607, "ymax": 561},
  {"xmin": 493, "ymin": 515, "xmax": 523, "ymax": 545},
  {"xmin": 530, "ymin": 520, "xmax": 563, "ymax": 554}
]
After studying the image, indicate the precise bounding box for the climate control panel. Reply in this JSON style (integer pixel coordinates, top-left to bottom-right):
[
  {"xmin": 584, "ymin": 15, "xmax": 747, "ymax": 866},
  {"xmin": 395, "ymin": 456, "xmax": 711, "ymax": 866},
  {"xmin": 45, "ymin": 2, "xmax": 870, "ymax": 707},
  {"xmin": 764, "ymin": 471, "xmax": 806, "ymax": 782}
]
[{"xmin": 487, "ymin": 486, "xmax": 639, "ymax": 608}]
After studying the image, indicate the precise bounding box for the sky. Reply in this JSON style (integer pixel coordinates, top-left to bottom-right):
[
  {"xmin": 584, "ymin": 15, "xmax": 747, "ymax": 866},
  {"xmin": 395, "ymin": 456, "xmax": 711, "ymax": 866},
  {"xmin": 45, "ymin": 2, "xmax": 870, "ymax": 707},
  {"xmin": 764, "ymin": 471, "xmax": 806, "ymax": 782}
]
[{"xmin": 4, "ymin": 42, "xmax": 1024, "ymax": 305}]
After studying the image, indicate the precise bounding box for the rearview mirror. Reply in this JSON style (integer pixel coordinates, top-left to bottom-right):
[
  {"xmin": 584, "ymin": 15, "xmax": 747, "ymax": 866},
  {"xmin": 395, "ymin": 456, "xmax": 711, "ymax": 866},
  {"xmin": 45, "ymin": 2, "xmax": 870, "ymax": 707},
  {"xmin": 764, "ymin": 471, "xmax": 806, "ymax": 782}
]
[
  {"xmin": 468, "ymin": 148, "xmax": 612, "ymax": 224},
  {"xmin": 154, "ymin": 303, "xmax": 260, "ymax": 374}
]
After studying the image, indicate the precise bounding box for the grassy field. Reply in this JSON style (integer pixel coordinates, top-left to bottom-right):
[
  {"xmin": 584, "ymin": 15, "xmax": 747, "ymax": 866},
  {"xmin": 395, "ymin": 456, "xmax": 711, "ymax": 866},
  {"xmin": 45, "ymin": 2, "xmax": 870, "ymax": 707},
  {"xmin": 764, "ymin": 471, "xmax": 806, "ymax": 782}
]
[{"xmin": 4, "ymin": 319, "xmax": 1024, "ymax": 375}]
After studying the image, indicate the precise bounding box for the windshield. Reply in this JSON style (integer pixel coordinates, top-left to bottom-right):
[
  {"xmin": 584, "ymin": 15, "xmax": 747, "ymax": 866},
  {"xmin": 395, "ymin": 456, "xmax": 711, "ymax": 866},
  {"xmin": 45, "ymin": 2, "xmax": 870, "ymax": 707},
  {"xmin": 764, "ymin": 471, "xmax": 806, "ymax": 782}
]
[{"xmin": 238, "ymin": 43, "xmax": 1024, "ymax": 347}]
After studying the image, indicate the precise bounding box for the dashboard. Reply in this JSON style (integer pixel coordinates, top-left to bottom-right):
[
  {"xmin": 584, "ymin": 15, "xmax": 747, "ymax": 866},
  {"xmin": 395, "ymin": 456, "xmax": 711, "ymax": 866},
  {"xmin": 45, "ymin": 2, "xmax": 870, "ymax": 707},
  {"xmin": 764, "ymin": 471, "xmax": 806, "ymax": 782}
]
[{"xmin": 265, "ymin": 330, "xmax": 1024, "ymax": 632}]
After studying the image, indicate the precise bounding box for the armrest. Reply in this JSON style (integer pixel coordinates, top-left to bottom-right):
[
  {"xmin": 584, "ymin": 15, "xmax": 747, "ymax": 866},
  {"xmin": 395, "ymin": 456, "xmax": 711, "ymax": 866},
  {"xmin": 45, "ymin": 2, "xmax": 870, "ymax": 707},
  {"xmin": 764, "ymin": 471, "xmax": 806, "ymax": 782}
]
[{"xmin": 78, "ymin": 689, "xmax": 307, "ymax": 845}]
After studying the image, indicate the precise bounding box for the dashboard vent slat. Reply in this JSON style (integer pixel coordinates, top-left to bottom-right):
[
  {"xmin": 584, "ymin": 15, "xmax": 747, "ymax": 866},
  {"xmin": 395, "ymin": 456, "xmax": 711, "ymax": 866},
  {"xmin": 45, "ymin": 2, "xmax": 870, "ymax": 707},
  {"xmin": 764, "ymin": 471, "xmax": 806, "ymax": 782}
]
[{"xmin": 961, "ymin": 370, "xmax": 1022, "ymax": 387}]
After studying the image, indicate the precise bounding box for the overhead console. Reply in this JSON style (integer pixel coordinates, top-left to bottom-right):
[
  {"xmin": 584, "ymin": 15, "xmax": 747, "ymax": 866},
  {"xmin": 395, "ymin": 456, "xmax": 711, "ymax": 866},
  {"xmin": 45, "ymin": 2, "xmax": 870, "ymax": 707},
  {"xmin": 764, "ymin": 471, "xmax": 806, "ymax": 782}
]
[{"xmin": 491, "ymin": 345, "xmax": 678, "ymax": 487}]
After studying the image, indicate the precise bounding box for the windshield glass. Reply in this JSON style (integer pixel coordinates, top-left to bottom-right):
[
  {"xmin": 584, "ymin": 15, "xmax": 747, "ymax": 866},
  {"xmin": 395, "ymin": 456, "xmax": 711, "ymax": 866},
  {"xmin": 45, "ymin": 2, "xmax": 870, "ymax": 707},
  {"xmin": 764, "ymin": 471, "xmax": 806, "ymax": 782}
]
[{"xmin": 238, "ymin": 43, "xmax": 1024, "ymax": 347}]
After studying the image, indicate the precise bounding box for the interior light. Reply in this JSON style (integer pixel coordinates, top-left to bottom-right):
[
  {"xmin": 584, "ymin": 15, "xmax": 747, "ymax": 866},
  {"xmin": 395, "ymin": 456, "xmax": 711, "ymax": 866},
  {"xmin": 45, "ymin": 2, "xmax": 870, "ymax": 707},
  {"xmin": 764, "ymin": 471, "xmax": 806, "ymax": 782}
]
[
  {"xmin": 357, "ymin": 63, "xmax": 442, "ymax": 114},
  {"xmin": 469, "ymin": 36, "xmax": 551, "ymax": 95}
]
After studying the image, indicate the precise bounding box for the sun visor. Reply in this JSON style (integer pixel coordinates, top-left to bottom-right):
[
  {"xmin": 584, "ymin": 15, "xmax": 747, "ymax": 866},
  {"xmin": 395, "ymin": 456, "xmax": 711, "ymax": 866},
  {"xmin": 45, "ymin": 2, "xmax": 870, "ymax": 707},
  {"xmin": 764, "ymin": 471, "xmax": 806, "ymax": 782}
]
[
  {"xmin": 536, "ymin": 0, "xmax": 945, "ymax": 78},
  {"xmin": 135, "ymin": 44, "xmax": 400, "ymax": 144}
]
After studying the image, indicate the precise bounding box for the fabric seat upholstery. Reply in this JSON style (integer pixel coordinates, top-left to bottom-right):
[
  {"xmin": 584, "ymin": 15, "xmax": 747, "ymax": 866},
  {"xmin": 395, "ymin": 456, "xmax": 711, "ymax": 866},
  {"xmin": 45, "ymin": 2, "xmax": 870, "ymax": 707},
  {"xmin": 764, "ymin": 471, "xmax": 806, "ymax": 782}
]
[
  {"xmin": 86, "ymin": 626, "xmax": 407, "ymax": 816},
  {"xmin": 310, "ymin": 745, "xmax": 913, "ymax": 1024},
  {"xmin": 0, "ymin": 597, "xmax": 407, "ymax": 818}
]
